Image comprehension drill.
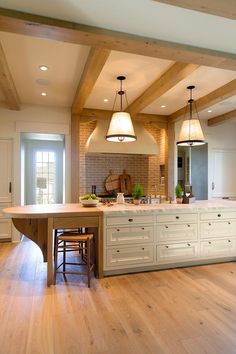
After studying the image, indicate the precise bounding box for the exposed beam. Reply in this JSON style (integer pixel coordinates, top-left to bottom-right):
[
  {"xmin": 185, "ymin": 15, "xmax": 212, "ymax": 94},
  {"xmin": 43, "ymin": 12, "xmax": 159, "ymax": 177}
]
[
  {"xmin": 153, "ymin": 0, "xmax": 236, "ymax": 20},
  {"xmin": 169, "ymin": 79, "xmax": 236, "ymax": 123},
  {"xmin": 72, "ymin": 47, "xmax": 110, "ymax": 115},
  {"xmin": 0, "ymin": 41, "xmax": 20, "ymax": 110},
  {"xmin": 128, "ymin": 62, "xmax": 199, "ymax": 115},
  {"xmin": 79, "ymin": 108, "xmax": 168, "ymax": 128},
  {"xmin": 208, "ymin": 109, "xmax": 236, "ymax": 127},
  {"xmin": 0, "ymin": 8, "xmax": 236, "ymax": 71}
]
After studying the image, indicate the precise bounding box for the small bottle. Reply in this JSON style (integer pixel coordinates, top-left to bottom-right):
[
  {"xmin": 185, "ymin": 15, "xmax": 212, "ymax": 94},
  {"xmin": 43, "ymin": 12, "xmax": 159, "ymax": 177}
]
[
  {"xmin": 116, "ymin": 192, "xmax": 125, "ymax": 204},
  {"xmin": 91, "ymin": 185, "xmax": 96, "ymax": 195}
]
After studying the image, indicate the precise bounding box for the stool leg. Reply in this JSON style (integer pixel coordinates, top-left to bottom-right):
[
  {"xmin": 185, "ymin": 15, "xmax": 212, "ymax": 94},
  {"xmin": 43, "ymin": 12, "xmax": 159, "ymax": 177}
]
[
  {"xmin": 87, "ymin": 238, "xmax": 91, "ymax": 288},
  {"xmin": 63, "ymin": 241, "xmax": 66, "ymax": 272},
  {"xmin": 54, "ymin": 237, "xmax": 58, "ymax": 285}
]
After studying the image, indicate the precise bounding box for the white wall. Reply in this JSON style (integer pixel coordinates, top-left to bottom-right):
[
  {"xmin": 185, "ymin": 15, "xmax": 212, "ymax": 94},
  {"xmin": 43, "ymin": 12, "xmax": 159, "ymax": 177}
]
[
  {"xmin": 0, "ymin": 104, "xmax": 71, "ymax": 241},
  {"xmin": 174, "ymin": 120, "xmax": 236, "ymax": 199}
]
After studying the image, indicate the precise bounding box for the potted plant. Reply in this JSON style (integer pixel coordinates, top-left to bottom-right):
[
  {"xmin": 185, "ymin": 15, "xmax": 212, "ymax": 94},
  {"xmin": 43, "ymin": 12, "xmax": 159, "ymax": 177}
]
[
  {"xmin": 132, "ymin": 184, "xmax": 143, "ymax": 205},
  {"xmin": 175, "ymin": 184, "xmax": 183, "ymax": 204}
]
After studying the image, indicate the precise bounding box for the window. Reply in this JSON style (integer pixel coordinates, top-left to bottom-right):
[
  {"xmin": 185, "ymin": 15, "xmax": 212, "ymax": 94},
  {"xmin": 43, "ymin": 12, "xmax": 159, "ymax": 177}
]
[{"xmin": 36, "ymin": 151, "xmax": 56, "ymax": 204}]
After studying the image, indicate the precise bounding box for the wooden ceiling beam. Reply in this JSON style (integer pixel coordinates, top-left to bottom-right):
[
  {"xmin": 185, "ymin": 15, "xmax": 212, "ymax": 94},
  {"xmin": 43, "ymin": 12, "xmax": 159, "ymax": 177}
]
[
  {"xmin": 127, "ymin": 62, "xmax": 199, "ymax": 115},
  {"xmin": 169, "ymin": 79, "xmax": 236, "ymax": 123},
  {"xmin": 153, "ymin": 0, "xmax": 236, "ymax": 20},
  {"xmin": 207, "ymin": 109, "xmax": 236, "ymax": 127},
  {"xmin": 0, "ymin": 41, "xmax": 20, "ymax": 110},
  {"xmin": 79, "ymin": 108, "xmax": 168, "ymax": 128},
  {"xmin": 72, "ymin": 47, "xmax": 110, "ymax": 115},
  {"xmin": 0, "ymin": 8, "xmax": 236, "ymax": 71}
]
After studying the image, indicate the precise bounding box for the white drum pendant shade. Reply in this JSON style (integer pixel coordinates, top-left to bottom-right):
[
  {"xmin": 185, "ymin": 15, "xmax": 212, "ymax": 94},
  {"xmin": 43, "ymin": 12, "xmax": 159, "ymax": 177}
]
[
  {"xmin": 106, "ymin": 112, "xmax": 137, "ymax": 142},
  {"xmin": 177, "ymin": 119, "xmax": 205, "ymax": 146}
]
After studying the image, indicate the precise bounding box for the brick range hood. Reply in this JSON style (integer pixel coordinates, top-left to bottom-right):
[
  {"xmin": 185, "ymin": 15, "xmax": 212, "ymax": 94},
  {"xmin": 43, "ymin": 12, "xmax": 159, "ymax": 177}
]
[{"xmin": 85, "ymin": 120, "xmax": 159, "ymax": 155}]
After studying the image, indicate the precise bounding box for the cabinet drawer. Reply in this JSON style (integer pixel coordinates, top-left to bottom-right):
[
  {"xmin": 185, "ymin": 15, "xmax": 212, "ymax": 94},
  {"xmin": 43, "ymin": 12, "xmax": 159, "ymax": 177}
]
[
  {"xmin": 200, "ymin": 211, "xmax": 236, "ymax": 220},
  {"xmin": 200, "ymin": 221, "xmax": 236, "ymax": 238},
  {"xmin": 157, "ymin": 213, "xmax": 197, "ymax": 223},
  {"xmin": 107, "ymin": 226, "xmax": 154, "ymax": 245},
  {"xmin": 157, "ymin": 223, "xmax": 197, "ymax": 243},
  {"xmin": 106, "ymin": 215, "xmax": 155, "ymax": 226},
  {"xmin": 157, "ymin": 242, "xmax": 199, "ymax": 263},
  {"xmin": 0, "ymin": 219, "xmax": 11, "ymax": 239},
  {"xmin": 106, "ymin": 245, "xmax": 154, "ymax": 268},
  {"xmin": 201, "ymin": 239, "xmax": 236, "ymax": 258}
]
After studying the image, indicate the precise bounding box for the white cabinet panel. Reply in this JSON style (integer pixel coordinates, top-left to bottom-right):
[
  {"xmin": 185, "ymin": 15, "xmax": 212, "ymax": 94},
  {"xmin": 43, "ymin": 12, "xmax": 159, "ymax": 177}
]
[
  {"xmin": 106, "ymin": 245, "xmax": 155, "ymax": 268},
  {"xmin": 0, "ymin": 140, "xmax": 12, "ymax": 203},
  {"xmin": 201, "ymin": 239, "xmax": 236, "ymax": 258},
  {"xmin": 157, "ymin": 213, "xmax": 197, "ymax": 223},
  {"xmin": 0, "ymin": 219, "xmax": 11, "ymax": 240},
  {"xmin": 107, "ymin": 226, "xmax": 154, "ymax": 245},
  {"xmin": 200, "ymin": 221, "xmax": 236, "ymax": 238},
  {"xmin": 157, "ymin": 242, "xmax": 199, "ymax": 263},
  {"xmin": 200, "ymin": 211, "xmax": 236, "ymax": 221},
  {"xmin": 157, "ymin": 223, "xmax": 197, "ymax": 243},
  {"xmin": 106, "ymin": 215, "xmax": 155, "ymax": 226}
]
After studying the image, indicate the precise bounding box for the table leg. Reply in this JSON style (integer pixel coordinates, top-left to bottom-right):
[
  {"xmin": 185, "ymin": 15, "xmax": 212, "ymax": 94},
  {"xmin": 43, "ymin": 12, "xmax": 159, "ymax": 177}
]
[{"xmin": 47, "ymin": 217, "xmax": 54, "ymax": 286}]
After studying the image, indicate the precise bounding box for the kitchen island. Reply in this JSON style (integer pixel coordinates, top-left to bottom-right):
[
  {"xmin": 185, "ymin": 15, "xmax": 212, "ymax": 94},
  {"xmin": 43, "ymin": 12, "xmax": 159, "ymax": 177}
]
[{"xmin": 4, "ymin": 200, "xmax": 236, "ymax": 284}]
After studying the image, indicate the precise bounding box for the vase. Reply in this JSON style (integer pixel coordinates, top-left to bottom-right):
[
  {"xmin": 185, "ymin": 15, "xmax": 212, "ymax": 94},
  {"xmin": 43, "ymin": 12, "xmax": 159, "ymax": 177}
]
[
  {"xmin": 133, "ymin": 199, "xmax": 141, "ymax": 205},
  {"xmin": 176, "ymin": 197, "xmax": 183, "ymax": 204},
  {"xmin": 116, "ymin": 192, "xmax": 125, "ymax": 204}
]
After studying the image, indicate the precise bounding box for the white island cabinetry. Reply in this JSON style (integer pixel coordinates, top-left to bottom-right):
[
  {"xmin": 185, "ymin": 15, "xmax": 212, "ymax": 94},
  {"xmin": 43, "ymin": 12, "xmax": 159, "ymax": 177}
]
[{"xmin": 102, "ymin": 201, "xmax": 236, "ymax": 275}]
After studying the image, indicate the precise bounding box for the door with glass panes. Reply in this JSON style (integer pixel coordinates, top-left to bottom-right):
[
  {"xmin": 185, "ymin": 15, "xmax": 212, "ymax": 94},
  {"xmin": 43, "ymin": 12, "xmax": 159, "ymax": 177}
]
[{"xmin": 24, "ymin": 140, "xmax": 64, "ymax": 205}]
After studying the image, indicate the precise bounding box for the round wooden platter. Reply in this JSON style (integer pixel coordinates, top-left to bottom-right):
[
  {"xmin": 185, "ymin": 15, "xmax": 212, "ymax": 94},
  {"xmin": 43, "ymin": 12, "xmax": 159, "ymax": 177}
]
[{"xmin": 105, "ymin": 170, "xmax": 120, "ymax": 193}]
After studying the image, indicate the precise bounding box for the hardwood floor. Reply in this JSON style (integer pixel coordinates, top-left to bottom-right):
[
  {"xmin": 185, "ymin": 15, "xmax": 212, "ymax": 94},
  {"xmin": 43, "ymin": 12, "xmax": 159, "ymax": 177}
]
[{"xmin": 0, "ymin": 239, "xmax": 236, "ymax": 354}]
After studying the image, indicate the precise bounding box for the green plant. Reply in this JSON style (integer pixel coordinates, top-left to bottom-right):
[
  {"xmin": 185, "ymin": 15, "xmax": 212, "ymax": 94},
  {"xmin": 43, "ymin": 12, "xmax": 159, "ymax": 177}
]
[
  {"xmin": 175, "ymin": 184, "xmax": 183, "ymax": 198},
  {"xmin": 132, "ymin": 184, "xmax": 143, "ymax": 200}
]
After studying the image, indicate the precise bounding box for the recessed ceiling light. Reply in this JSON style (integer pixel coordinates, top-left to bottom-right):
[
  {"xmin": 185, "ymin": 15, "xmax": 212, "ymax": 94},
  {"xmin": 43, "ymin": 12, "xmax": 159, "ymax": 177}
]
[
  {"xmin": 39, "ymin": 65, "xmax": 48, "ymax": 71},
  {"xmin": 207, "ymin": 110, "xmax": 212, "ymax": 113},
  {"xmin": 161, "ymin": 105, "xmax": 166, "ymax": 108},
  {"xmin": 41, "ymin": 92, "xmax": 47, "ymax": 96},
  {"xmin": 104, "ymin": 98, "xmax": 109, "ymax": 102}
]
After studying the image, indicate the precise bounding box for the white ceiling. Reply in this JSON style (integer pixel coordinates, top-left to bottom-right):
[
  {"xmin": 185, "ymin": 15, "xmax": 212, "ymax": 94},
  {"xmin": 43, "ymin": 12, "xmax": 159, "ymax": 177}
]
[
  {"xmin": 0, "ymin": 0, "xmax": 235, "ymax": 54},
  {"xmin": 0, "ymin": 1, "xmax": 235, "ymax": 122}
]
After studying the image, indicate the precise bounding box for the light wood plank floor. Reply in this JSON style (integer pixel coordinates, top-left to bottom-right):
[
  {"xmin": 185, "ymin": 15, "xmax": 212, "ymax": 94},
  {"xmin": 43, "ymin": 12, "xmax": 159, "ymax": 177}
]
[{"xmin": 0, "ymin": 239, "xmax": 236, "ymax": 354}]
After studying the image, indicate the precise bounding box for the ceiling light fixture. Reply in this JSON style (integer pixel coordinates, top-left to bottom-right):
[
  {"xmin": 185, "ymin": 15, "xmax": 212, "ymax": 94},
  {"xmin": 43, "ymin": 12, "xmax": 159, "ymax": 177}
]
[
  {"xmin": 41, "ymin": 92, "xmax": 47, "ymax": 96},
  {"xmin": 176, "ymin": 85, "xmax": 205, "ymax": 147},
  {"xmin": 106, "ymin": 76, "xmax": 136, "ymax": 142},
  {"xmin": 104, "ymin": 98, "xmax": 109, "ymax": 102},
  {"xmin": 39, "ymin": 65, "xmax": 48, "ymax": 71},
  {"xmin": 207, "ymin": 109, "xmax": 212, "ymax": 113},
  {"xmin": 161, "ymin": 105, "xmax": 166, "ymax": 108}
]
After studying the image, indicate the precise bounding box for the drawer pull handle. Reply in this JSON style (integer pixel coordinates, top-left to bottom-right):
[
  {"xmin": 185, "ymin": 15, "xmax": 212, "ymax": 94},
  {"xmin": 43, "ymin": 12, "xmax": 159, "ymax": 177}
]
[
  {"xmin": 165, "ymin": 245, "xmax": 169, "ymax": 248},
  {"xmin": 116, "ymin": 250, "xmax": 120, "ymax": 253},
  {"xmin": 165, "ymin": 225, "xmax": 168, "ymax": 229},
  {"xmin": 117, "ymin": 229, "xmax": 120, "ymax": 231},
  {"xmin": 217, "ymin": 214, "xmax": 221, "ymax": 217},
  {"xmin": 176, "ymin": 216, "xmax": 179, "ymax": 219},
  {"xmin": 228, "ymin": 240, "xmax": 231, "ymax": 243},
  {"xmin": 187, "ymin": 243, "xmax": 191, "ymax": 246},
  {"xmin": 187, "ymin": 224, "xmax": 190, "ymax": 227},
  {"xmin": 128, "ymin": 218, "xmax": 133, "ymax": 222},
  {"xmin": 142, "ymin": 227, "xmax": 145, "ymax": 230},
  {"xmin": 208, "ymin": 241, "xmax": 211, "ymax": 244},
  {"xmin": 228, "ymin": 222, "xmax": 231, "ymax": 225},
  {"xmin": 208, "ymin": 223, "xmax": 211, "ymax": 226},
  {"xmin": 142, "ymin": 247, "xmax": 145, "ymax": 250}
]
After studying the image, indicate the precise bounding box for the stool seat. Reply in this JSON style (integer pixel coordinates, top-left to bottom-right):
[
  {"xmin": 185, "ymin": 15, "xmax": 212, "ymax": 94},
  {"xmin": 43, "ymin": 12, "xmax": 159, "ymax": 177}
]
[
  {"xmin": 58, "ymin": 233, "xmax": 93, "ymax": 242},
  {"xmin": 54, "ymin": 230, "xmax": 94, "ymax": 287}
]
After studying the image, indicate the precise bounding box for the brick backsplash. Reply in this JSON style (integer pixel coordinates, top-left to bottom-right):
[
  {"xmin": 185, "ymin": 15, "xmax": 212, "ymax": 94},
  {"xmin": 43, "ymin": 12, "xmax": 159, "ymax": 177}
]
[{"xmin": 79, "ymin": 120, "xmax": 167, "ymax": 197}]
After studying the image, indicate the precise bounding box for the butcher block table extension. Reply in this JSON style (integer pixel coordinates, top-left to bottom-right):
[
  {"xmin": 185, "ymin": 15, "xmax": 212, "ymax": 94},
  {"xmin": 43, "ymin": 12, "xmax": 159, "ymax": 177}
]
[
  {"xmin": 3, "ymin": 204, "xmax": 103, "ymax": 285},
  {"xmin": 4, "ymin": 199, "xmax": 236, "ymax": 285}
]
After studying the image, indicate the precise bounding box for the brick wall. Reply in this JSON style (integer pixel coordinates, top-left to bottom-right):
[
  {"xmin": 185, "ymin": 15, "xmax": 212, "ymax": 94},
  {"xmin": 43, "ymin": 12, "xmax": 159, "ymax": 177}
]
[{"xmin": 79, "ymin": 120, "xmax": 167, "ymax": 197}]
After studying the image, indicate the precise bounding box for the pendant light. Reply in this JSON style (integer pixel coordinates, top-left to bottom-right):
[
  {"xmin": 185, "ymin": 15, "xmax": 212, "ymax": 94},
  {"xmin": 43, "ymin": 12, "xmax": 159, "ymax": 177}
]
[
  {"xmin": 106, "ymin": 76, "xmax": 137, "ymax": 142},
  {"xmin": 176, "ymin": 85, "xmax": 205, "ymax": 146}
]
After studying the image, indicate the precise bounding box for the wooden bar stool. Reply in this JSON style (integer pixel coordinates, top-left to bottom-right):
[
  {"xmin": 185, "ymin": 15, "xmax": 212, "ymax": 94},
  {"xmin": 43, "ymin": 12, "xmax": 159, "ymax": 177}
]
[{"xmin": 54, "ymin": 229, "xmax": 94, "ymax": 287}]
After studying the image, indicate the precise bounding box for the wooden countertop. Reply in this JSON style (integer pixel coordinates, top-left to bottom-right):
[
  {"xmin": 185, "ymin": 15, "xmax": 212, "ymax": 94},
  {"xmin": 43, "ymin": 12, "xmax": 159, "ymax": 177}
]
[{"xmin": 3, "ymin": 203, "xmax": 103, "ymax": 219}]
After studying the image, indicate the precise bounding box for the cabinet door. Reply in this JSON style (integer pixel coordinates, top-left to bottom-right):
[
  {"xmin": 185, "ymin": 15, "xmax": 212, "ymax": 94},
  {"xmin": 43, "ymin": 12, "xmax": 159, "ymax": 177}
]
[
  {"xmin": 201, "ymin": 239, "xmax": 236, "ymax": 258},
  {"xmin": 0, "ymin": 140, "xmax": 12, "ymax": 202},
  {"xmin": 157, "ymin": 223, "xmax": 197, "ymax": 243},
  {"xmin": 0, "ymin": 219, "xmax": 11, "ymax": 240},
  {"xmin": 157, "ymin": 242, "xmax": 199, "ymax": 263}
]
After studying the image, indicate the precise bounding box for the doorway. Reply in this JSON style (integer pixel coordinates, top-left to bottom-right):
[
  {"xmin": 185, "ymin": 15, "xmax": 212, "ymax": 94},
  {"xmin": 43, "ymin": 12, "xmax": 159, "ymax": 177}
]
[{"xmin": 21, "ymin": 133, "xmax": 65, "ymax": 205}]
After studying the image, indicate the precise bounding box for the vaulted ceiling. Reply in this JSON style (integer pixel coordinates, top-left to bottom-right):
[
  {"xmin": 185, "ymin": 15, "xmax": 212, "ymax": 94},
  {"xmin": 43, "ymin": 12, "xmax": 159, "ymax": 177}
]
[{"xmin": 0, "ymin": 0, "xmax": 236, "ymax": 127}]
